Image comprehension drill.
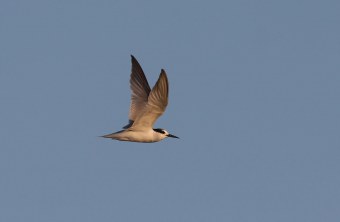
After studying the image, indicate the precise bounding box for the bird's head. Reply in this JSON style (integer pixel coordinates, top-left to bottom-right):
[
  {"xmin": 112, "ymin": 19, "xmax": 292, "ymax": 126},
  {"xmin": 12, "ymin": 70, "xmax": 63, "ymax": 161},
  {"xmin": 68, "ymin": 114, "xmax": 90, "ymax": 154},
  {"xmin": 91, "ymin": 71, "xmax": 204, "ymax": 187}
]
[{"xmin": 153, "ymin": 128, "xmax": 179, "ymax": 139}]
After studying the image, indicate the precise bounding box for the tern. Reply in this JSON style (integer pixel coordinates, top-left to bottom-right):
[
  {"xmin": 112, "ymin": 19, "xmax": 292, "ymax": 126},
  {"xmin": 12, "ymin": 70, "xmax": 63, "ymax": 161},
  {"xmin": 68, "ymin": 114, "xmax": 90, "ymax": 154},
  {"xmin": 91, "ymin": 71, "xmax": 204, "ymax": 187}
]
[{"xmin": 102, "ymin": 55, "xmax": 179, "ymax": 143}]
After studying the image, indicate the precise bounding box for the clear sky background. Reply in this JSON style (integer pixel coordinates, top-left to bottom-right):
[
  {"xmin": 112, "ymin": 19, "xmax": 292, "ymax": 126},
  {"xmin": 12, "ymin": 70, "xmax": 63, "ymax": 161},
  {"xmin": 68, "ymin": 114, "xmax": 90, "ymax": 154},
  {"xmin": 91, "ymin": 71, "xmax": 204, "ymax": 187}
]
[{"xmin": 1, "ymin": 0, "xmax": 340, "ymax": 221}]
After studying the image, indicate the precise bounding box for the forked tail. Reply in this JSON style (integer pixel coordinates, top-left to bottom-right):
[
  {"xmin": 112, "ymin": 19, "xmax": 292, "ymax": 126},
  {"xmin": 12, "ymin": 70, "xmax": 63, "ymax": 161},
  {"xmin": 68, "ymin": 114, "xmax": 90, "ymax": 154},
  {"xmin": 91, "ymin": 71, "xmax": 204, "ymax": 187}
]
[{"xmin": 101, "ymin": 133, "xmax": 115, "ymax": 138}]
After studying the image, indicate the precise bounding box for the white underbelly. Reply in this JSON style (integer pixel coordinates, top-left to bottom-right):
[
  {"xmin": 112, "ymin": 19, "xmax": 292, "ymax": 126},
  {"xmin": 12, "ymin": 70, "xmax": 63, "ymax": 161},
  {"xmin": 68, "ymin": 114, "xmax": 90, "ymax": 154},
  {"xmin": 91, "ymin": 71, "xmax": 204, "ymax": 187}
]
[{"xmin": 112, "ymin": 130, "xmax": 156, "ymax": 143}]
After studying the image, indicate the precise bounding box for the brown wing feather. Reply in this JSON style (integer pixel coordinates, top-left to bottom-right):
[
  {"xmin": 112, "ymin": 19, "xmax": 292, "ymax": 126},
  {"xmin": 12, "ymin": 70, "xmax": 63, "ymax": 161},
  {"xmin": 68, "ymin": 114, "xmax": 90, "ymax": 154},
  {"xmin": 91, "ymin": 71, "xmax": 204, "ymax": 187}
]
[{"xmin": 127, "ymin": 55, "xmax": 151, "ymax": 124}]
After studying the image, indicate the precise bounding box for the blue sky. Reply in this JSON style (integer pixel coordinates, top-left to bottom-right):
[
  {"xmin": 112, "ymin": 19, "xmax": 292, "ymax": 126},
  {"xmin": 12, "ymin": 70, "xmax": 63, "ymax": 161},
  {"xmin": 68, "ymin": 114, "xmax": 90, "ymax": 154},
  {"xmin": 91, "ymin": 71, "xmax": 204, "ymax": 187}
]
[{"xmin": 1, "ymin": 0, "xmax": 340, "ymax": 221}]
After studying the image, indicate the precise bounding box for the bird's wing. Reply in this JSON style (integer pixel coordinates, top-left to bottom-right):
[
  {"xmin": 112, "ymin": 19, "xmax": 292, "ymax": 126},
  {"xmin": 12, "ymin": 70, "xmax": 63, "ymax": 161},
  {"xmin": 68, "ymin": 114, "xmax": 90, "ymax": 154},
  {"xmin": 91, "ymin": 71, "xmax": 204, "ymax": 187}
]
[
  {"xmin": 123, "ymin": 55, "xmax": 151, "ymax": 128},
  {"xmin": 130, "ymin": 69, "xmax": 169, "ymax": 130}
]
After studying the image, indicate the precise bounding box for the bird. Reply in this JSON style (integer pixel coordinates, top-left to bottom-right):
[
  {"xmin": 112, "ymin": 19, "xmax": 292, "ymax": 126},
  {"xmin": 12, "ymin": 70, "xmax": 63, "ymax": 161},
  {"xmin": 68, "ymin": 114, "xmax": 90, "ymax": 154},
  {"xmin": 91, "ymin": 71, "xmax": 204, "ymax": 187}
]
[{"xmin": 102, "ymin": 55, "xmax": 179, "ymax": 143}]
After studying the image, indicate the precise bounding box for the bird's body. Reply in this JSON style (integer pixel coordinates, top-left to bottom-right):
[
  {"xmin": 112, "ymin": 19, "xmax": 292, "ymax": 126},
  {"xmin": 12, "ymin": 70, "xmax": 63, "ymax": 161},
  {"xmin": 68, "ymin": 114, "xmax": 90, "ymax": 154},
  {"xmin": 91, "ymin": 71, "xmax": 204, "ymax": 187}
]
[
  {"xmin": 103, "ymin": 128, "xmax": 168, "ymax": 143},
  {"xmin": 102, "ymin": 55, "xmax": 178, "ymax": 143}
]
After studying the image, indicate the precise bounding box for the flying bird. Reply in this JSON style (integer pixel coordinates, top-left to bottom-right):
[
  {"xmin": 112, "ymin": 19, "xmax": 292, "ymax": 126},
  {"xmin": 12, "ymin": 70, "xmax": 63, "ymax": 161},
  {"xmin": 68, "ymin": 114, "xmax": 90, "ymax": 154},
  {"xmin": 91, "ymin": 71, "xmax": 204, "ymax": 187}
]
[{"xmin": 102, "ymin": 55, "xmax": 179, "ymax": 143}]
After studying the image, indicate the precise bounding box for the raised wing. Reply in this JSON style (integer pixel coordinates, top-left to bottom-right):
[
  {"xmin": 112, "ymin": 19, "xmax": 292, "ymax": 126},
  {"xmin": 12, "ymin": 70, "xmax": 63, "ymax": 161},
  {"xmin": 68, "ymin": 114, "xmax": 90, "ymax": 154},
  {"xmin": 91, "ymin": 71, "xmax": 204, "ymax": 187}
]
[
  {"xmin": 130, "ymin": 69, "xmax": 169, "ymax": 130},
  {"xmin": 123, "ymin": 55, "xmax": 151, "ymax": 128}
]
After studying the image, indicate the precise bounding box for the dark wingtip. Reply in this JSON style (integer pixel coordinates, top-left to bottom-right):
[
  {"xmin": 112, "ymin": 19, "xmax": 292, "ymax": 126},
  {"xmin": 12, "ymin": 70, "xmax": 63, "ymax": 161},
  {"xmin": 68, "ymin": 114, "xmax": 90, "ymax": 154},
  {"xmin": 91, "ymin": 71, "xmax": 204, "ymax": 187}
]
[
  {"xmin": 122, "ymin": 120, "xmax": 134, "ymax": 129},
  {"xmin": 131, "ymin": 54, "xmax": 137, "ymax": 60},
  {"xmin": 160, "ymin": 69, "xmax": 167, "ymax": 78}
]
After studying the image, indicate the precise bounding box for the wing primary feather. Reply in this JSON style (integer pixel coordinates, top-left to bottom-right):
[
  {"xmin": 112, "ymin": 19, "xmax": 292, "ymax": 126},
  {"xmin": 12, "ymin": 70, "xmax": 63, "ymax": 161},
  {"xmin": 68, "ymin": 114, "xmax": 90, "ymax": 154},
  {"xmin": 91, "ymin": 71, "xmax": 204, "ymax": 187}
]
[
  {"xmin": 124, "ymin": 55, "xmax": 152, "ymax": 127},
  {"xmin": 149, "ymin": 69, "xmax": 169, "ymax": 110},
  {"xmin": 130, "ymin": 55, "xmax": 151, "ymax": 95}
]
